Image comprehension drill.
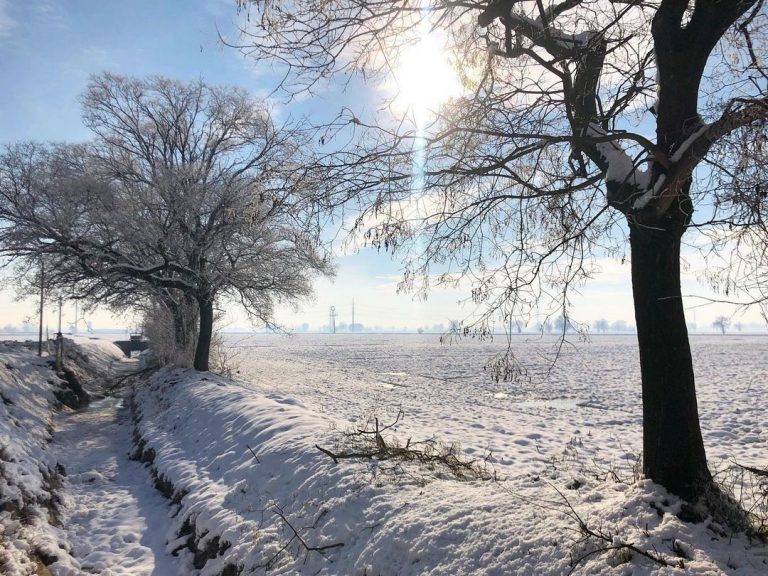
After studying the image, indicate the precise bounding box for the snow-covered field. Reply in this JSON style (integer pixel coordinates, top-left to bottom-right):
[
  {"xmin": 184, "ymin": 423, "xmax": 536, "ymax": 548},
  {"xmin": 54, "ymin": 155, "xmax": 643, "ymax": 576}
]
[
  {"xmin": 231, "ymin": 333, "xmax": 767, "ymax": 474},
  {"xmin": 7, "ymin": 333, "xmax": 765, "ymax": 574},
  {"xmin": 128, "ymin": 333, "xmax": 768, "ymax": 574}
]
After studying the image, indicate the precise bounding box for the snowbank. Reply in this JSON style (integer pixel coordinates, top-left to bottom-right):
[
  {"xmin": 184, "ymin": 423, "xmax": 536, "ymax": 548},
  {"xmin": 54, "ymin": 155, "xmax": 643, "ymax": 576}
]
[
  {"xmin": 132, "ymin": 368, "xmax": 768, "ymax": 575},
  {"xmin": 0, "ymin": 338, "xmax": 125, "ymax": 575},
  {"xmin": 65, "ymin": 336, "xmax": 128, "ymax": 395},
  {"xmin": 0, "ymin": 342, "xmax": 78, "ymax": 575}
]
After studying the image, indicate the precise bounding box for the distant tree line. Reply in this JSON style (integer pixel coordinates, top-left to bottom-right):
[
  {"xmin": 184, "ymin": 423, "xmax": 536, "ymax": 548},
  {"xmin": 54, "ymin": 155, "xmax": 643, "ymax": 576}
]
[{"xmin": 592, "ymin": 319, "xmax": 635, "ymax": 333}]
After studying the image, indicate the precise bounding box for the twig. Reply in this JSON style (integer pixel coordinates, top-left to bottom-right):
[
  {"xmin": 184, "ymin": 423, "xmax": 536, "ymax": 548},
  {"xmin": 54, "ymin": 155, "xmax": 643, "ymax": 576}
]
[
  {"xmin": 272, "ymin": 506, "xmax": 344, "ymax": 553},
  {"xmin": 316, "ymin": 410, "xmax": 494, "ymax": 480},
  {"xmin": 738, "ymin": 463, "xmax": 768, "ymax": 478},
  {"xmin": 549, "ymin": 483, "xmax": 678, "ymax": 573},
  {"xmin": 257, "ymin": 503, "xmax": 344, "ymax": 570},
  {"xmin": 246, "ymin": 443, "xmax": 261, "ymax": 463}
]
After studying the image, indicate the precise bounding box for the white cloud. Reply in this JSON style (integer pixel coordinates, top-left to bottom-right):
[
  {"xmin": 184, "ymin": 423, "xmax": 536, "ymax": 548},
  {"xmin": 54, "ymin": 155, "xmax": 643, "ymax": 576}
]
[
  {"xmin": 32, "ymin": 0, "xmax": 69, "ymax": 29},
  {"xmin": 0, "ymin": 0, "xmax": 16, "ymax": 38}
]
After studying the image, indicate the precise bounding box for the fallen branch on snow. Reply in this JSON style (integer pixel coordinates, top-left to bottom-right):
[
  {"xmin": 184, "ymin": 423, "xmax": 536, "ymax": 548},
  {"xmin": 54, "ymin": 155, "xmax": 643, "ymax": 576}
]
[
  {"xmin": 315, "ymin": 409, "xmax": 494, "ymax": 481},
  {"xmin": 259, "ymin": 503, "xmax": 343, "ymax": 570},
  {"xmin": 549, "ymin": 484, "xmax": 682, "ymax": 573}
]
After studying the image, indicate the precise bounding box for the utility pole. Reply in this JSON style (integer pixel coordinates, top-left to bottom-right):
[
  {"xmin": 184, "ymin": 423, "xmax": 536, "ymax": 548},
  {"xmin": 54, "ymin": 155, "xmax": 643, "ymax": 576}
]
[
  {"xmin": 329, "ymin": 305, "xmax": 337, "ymax": 334},
  {"xmin": 351, "ymin": 299, "xmax": 355, "ymax": 333},
  {"xmin": 38, "ymin": 261, "xmax": 44, "ymax": 357},
  {"xmin": 55, "ymin": 297, "xmax": 63, "ymax": 371}
]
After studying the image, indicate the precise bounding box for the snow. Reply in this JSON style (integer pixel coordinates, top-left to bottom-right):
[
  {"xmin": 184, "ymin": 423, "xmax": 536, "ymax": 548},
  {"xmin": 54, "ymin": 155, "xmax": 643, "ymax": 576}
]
[
  {"xmin": 587, "ymin": 124, "xmax": 651, "ymax": 198},
  {"xmin": 587, "ymin": 120, "xmax": 710, "ymax": 211},
  {"xmin": 670, "ymin": 123, "xmax": 710, "ymax": 163},
  {"xmin": 236, "ymin": 334, "xmax": 768, "ymax": 471},
  {"xmin": 5, "ymin": 332, "xmax": 767, "ymax": 574},
  {"xmin": 0, "ymin": 342, "xmax": 75, "ymax": 575},
  {"xmin": 129, "ymin": 333, "xmax": 768, "ymax": 575},
  {"xmin": 0, "ymin": 337, "xmax": 171, "ymax": 576},
  {"xmin": 505, "ymin": 12, "xmax": 594, "ymax": 52},
  {"xmin": 65, "ymin": 336, "xmax": 129, "ymax": 394},
  {"xmin": 52, "ymin": 391, "xmax": 179, "ymax": 575}
]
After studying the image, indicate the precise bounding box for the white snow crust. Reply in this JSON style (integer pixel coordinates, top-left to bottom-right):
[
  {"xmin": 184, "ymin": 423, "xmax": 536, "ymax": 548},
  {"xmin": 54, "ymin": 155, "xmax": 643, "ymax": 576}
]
[
  {"xmin": 0, "ymin": 342, "xmax": 76, "ymax": 575},
  {"xmin": 53, "ymin": 391, "xmax": 179, "ymax": 576},
  {"xmin": 0, "ymin": 338, "xmax": 148, "ymax": 575},
  {"xmin": 130, "ymin": 334, "xmax": 768, "ymax": 575},
  {"xmin": 588, "ymin": 124, "xmax": 651, "ymax": 197},
  {"xmin": 0, "ymin": 338, "xmax": 124, "ymax": 575}
]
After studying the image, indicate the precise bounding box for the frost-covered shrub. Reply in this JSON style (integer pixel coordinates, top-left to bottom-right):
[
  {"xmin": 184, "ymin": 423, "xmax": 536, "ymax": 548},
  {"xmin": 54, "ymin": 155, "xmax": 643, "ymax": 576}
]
[
  {"xmin": 142, "ymin": 300, "xmax": 197, "ymax": 368},
  {"xmin": 209, "ymin": 329, "xmax": 243, "ymax": 379}
]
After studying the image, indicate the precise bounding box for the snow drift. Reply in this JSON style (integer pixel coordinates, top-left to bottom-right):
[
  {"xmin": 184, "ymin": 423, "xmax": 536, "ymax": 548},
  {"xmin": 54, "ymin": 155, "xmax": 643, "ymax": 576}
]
[{"xmin": 132, "ymin": 367, "xmax": 768, "ymax": 575}]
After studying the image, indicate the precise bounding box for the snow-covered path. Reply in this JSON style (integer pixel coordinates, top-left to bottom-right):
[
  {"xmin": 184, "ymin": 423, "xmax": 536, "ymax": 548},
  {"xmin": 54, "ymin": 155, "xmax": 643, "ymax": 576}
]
[{"xmin": 53, "ymin": 384, "xmax": 178, "ymax": 575}]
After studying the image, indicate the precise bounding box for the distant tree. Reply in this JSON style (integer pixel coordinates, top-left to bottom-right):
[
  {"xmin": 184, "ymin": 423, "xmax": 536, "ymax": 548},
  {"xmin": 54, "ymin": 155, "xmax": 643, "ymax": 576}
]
[
  {"xmin": 553, "ymin": 315, "xmax": 574, "ymax": 334},
  {"xmin": 594, "ymin": 319, "xmax": 610, "ymax": 333},
  {"xmin": 713, "ymin": 316, "xmax": 731, "ymax": 335}
]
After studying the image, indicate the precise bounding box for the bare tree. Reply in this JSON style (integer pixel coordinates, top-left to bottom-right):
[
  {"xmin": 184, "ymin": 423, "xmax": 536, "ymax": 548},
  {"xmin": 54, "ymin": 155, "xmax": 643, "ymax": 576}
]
[
  {"xmin": 712, "ymin": 315, "xmax": 731, "ymax": 335},
  {"xmin": 0, "ymin": 74, "xmax": 333, "ymax": 371},
  {"xmin": 234, "ymin": 0, "xmax": 768, "ymax": 500}
]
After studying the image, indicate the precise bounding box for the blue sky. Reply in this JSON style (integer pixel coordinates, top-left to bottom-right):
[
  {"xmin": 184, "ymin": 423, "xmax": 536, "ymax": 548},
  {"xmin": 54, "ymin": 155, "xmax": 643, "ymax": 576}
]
[{"xmin": 0, "ymin": 0, "xmax": 762, "ymax": 333}]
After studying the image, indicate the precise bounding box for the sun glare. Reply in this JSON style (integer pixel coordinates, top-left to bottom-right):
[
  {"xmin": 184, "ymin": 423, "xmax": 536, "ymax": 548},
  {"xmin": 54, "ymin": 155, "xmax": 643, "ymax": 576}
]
[{"xmin": 390, "ymin": 32, "xmax": 463, "ymax": 118}]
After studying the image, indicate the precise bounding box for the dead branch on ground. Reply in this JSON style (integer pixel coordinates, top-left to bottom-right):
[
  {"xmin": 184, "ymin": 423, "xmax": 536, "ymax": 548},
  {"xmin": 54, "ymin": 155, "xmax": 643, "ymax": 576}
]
[
  {"xmin": 549, "ymin": 484, "xmax": 681, "ymax": 574},
  {"xmin": 259, "ymin": 503, "xmax": 343, "ymax": 570},
  {"xmin": 316, "ymin": 409, "xmax": 494, "ymax": 482}
]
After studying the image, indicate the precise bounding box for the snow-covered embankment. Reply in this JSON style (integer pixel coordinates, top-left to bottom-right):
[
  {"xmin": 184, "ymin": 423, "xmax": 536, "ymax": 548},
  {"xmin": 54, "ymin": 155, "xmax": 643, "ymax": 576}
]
[
  {"xmin": 0, "ymin": 338, "xmax": 125, "ymax": 575},
  {"xmin": 132, "ymin": 366, "xmax": 768, "ymax": 576}
]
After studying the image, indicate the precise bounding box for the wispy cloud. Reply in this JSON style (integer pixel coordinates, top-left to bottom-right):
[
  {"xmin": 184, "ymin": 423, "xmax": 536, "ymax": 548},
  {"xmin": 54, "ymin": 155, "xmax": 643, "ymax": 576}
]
[
  {"xmin": 61, "ymin": 45, "xmax": 117, "ymax": 82},
  {"xmin": 0, "ymin": 0, "xmax": 16, "ymax": 38},
  {"xmin": 33, "ymin": 0, "xmax": 70, "ymax": 30}
]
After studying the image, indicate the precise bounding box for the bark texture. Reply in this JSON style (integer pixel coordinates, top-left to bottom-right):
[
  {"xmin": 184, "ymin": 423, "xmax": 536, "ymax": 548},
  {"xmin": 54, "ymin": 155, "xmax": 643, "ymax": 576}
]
[
  {"xmin": 193, "ymin": 296, "xmax": 214, "ymax": 372},
  {"xmin": 630, "ymin": 221, "xmax": 710, "ymax": 500}
]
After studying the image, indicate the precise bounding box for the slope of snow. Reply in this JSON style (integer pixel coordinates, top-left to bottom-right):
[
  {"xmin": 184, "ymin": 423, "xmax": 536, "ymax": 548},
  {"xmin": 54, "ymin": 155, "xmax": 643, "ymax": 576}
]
[
  {"xmin": 65, "ymin": 336, "xmax": 129, "ymax": 395},
  {"xmin": 0, "ymin": 337, "xmax": 129, "ymax": 575},
  {"xmin": 0, "ymin": 343, "xmax": 81, "ymax": 575},
  {"xmin": 133, "ymin": 336, "xmax": 768, "ymax": 575}
]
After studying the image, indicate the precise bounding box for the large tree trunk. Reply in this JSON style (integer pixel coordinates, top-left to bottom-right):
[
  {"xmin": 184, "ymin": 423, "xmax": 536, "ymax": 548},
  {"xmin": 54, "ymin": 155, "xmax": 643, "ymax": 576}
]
[
  {"xmin": 630, "ymin": 223, "xmax": 711, "ymax": 500},
  {"xmin": 193, "ymin": 296, "xmax": 214, "ymax": 372},
  {"xmin": 169, "ymin": 301, "xmax": 188, "ymax": 349}
]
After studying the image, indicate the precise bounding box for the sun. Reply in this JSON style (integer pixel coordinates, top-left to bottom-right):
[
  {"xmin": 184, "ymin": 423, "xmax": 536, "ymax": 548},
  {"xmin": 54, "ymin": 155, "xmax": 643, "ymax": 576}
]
[{"xmin": 389, "ymin": 32, "xmax": 463, "ymax": 118}]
